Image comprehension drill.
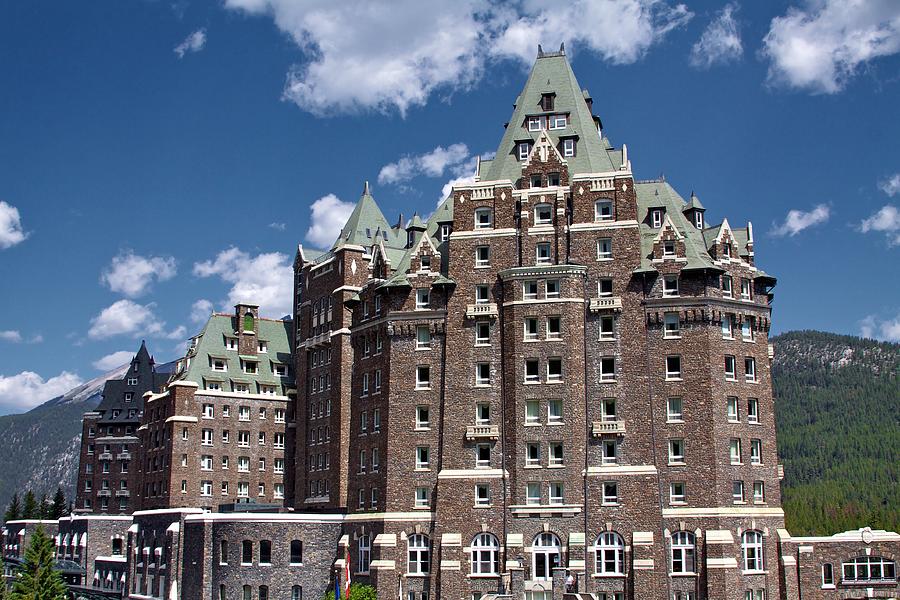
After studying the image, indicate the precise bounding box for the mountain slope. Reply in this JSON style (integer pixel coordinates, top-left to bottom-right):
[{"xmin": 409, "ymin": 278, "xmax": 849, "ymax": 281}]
[
  {"xmin": 0, "ymin": 365, "xmax": 128, "ymax": 509},
  {"xmin": 773, "ymin": 330, "xmax": 900, "ymax": 535}
]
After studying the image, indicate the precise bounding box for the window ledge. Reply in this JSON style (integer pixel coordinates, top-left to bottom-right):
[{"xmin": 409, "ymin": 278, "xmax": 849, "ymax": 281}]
[
  {"xmin": 665, "ymin": 377, "xmax": 684, "ymax": 382},
  {"xmin": 668, "ymin": 461, "xmax": 686, "ymax": 467},
  {"xmin": 473, "ymin": 504, "xmax": 493, "ymax": 509},
  {"xmin": 414, "ymin": 427, "xmax": 431, "ymax": 432},
  {"xmin": 666, "ymin": 419, "xmax": 684, "ymax": 424},
  {"xmin": 742, "ymin": 570, "xmax": 768, "ymax": 576},
  {"xmin": 601, "ymin": 502, "xmax": 619, "ymax": 507},
  {"xmin": 820, "ymin": 585, "xmax": 835, "ymax": 590},
  {"xmin": 668, "ymin": 572, "xmax": 697, "ymax": 577},
  {"xmin": 524, "ymin": 464, "xmax": 542, "ymax": 469},
  {"xmin": 591, "ymin": 573, "xmax": 625, "ymax": 579}
]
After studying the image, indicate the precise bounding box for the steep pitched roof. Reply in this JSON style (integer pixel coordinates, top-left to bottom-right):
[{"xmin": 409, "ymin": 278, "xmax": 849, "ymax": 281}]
[
  {"xmin": 480, "ymin": 49, "xmax": 618, "ymax": 183},
  {"xmin": 332, "ymin": 182, "xmax": 396, "ymax": 250}
]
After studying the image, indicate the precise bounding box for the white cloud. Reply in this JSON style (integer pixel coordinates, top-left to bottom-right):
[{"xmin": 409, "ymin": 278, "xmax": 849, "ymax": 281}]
[
  {"xmin": 378, "ymin": 143, "xmax": 471, "ymax": 185},
  {"xmin": 771, "ymin": 204, "xmax": 830, "ymax": 236},
  {"xmin": 268, "ymin": 222, "xmax": 287, "ymax": 231},
  {"xmin": 860, "ymin": 204, "xmax": 900, "ymax": 246},
  {"xmin": 100, "ymin": 250, "xmax": 177, "ymax": 298},
  {"xmin": 88, "ymin": 299, "xmax": 181, "ymax": 340},
  {"xmin": 762, "ymin": 0, "xmax": 900, "ymax": 94},
  {"xmin": 174, "ymin": 29, "xmax": 207, "ymax": 58},
  {"xmin": 193, "ymin": 247, "xmax": 294, "ymax": 317},
  {"xmin": 0, "ymin": 370, "xmax": 83, "ymax": 412},
  {"xmin": 0, "ymin": 330, "xmax": 22, "ymax": 343},
  {"xmin": 860, "ymin": 313, "xmax": 900, "ymax": 342},
  {"xmin": 191, "ymin": 299, "xmax": 215, "ymax": 324},
  {"xmin": 439, "ymin": 175, "xmax": 477, "ymax": 205},
  {"xmin": 28, "ymin": 334, "xmax": 43, "ymax": 344},
  {"xmin": 224, "ymin": 0, "xmax": 691, "ymax": 115},
  {"xmin": 690, "ymin": 3, "xmax": 742, "ymax": 68},
  {"xmin": 92, "ymin": 350, "xmax": 135, "ymax": 371},
  {"xmin": 304, "ymin": 194, "xmax": 356, "ymax": 248},
  {"xmin": 879, "ymin": 173, "xmax": 900, "ymax": 197},
  {"xmin": 0, "ymin": 201, "xmax": 28, "ymax": 249}
]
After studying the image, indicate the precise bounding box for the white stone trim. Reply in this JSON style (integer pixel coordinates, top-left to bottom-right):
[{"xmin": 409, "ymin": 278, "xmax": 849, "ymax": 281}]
[
  {"xmin": 369, "ymin": 559, "xmax": 396, "ymax": 570},
  {"xmin": 632, "ymin": 532, "xmax": 654, "ymax": 545},
  {"xmin": 194, "ymin": 390, "xmax": 290, "ymax": 401},
  {"xmin": 568, "ymin": 221, "xmax": 639, "ymax": 232},
  {"xmin": 344, "ymin": 511, "xmax": 434, "ymax": 522},
  {"xmin": 441, "ymin": 533, "xmax": 462, "ymax": 547},
  {"xmin": 440, "ymin": 560, "xmax": 461, "ymax": 570},
  {"xmin": 438, "ymin": 469, "xmax": 505, "ymax": 480},
  {"xmin": 450, "ymin": 228, "xmax": 517, "ymax": 239},
  {"xmin": 585, "ymin": 465, "xmax": 657, "ymax": 475},
  {"xmin": 662, "ymin": 507, "xmax": 784, "ymax": 518},
  {"xmin": 181, "ymin": 512, "xmax": 344, "ymax": 524},
  {"xmin": 633, "ymin": 558, "xmax": 654, "ymax": 570},
  {"xmin": 506, "ymin": 534, "xmax": 524, "ymax": 547},
  {"xmin": 707, "ymin": 557, "xmax": 739, "ymax": 569},
  {"xmin": 373, "ymin": 533, "xmax": 397, "ymax": 547},
  {"xmin": 705, "ymin": 530, "xmax": 735, "ymax": 544},
  {"xmin": 165, "ymin": 416, "xmax": 199, "ymax": 424}
]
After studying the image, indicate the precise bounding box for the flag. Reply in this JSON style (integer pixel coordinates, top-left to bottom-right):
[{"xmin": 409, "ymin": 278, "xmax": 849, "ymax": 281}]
[
  {"xmin": 334, "ymin": 571, "xmax": 341, "ymax": 600},
  {"xmin": 344, "ymin": 546, "xmax": 352, "ymax": 600}
]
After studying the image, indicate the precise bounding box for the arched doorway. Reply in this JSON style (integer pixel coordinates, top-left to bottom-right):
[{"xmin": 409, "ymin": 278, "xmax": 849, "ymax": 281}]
[{"xmin": 531, "ymin": 532, "xmax": 561, "ymax": 581}]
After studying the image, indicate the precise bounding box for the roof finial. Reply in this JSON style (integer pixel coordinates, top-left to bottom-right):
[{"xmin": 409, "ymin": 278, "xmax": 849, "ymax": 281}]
[
  {"xmin": 559, "ymin": 42, "xmax": 565, "ymax": 54},
  {"xmin": 363, "ymin": 180, "xmax": 370, "ymax": 196},
  {"xmin": 537, "ymin": 44, "xmax": 544, "ymax": 58}
]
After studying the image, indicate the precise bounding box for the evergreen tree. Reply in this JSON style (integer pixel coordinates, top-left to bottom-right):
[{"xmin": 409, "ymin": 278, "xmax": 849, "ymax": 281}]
[
  {"xmin": 4, "ymin": 493, "xmax": 20, "ymax": 522},
  {"xmin": 21, "ymin": 492, "xmax": 37, "ymax": 520},
  {"xmin": 9, "ymin": 526, "xmax": 67, "ymax": 600},
  {"xmin": 49, "ymin": 488, "xmax": 67, "ymax": 520},
  {"xmin": 38, "ymin": 494, "xmax": 49, "ymax": 521},
  {"xmin": 0, "ymin": 553, "xmax": 8, "ymax": 600}
]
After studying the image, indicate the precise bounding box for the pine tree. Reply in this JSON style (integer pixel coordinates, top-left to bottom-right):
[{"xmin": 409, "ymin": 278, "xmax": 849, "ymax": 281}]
[
  {"xmin": 9, "ymin": 526, "xmax": 67, "ymax": 600},
  {"xmin": 0, "ymin": 553, "xmax": 8, "ymax": 600},
  {"xmin": 38, "ymin": 494, "xmax": 49, "ymax": 521},
  {"xmin": 21, "ymin": 492, "xmax": 37, "ymax": 520},
  {"xmin": 49, "ymin": 488, "xmax": 67, "ymax": 520},
  {"xmin": 4, "ymin": 493, "xmax": 21, "ymax": 522}
]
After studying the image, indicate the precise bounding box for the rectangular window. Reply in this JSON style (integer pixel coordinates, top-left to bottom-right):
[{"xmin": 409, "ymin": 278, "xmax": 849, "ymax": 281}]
[
  {"xmin": 475, "ymin": 285, "xmax": 490, "ymax": 304},
  {"xmin": 239, "ymin": 406, "xmax": 250, "ymax": 421},
  {"xmin": 416, "ymin": 365, "xmax": 431, "ymax": 389},
  {"xmin": 535, "ymin": 242, "xmax": 551, "ymax": 264},
  {"xmin": 600, "ymin": 357, "xmax": 616, "ymax": 382},
  {"xmin": 528, "ymin": 116, "xmax": 545, "ymax": 131},
  {"xmin": 601, "ymin": 398, "xmax": 617, "ymax": 422},
  {"xmin": 416, "ymin": 406, "xmax": 430, "ymax": 429},
  {"xmin": 550, "ymin": 114, "xmax": 567, "ymax": 129},
  {"xmin": 651, "ymin": 209, "xmax": 663, "ymax": 228},
  {"xmin": 669, "ymin": 439, "xmax": 685, "ymax": 464},
  {"xmin": 722, "ymin": 275, "xmax": 733, "ymax": 298},
  {"xmin": 534, "ymin": 204, "xmax": 553, "ymax": 224},
  {"xmin": 545, "ymin": 279, "xmax": 560, "ymax": 298},
  {"xmin": 524, "ymin": 317, "xmax": 539, "ymax": 341},
  {"xmin": 742, "ymin": 318, "xmax": 754, "ymax": 341},
  {"xmin": 670, "ymin": 482, "xmax": 686, "ymax": 504},
  {"xmin": 523, "ymin": 280, "xmax": 538, "ymax": 300},
  {"xmin": 546, "ymin": 316, "xmax": 561, "ymax": 340},
  {"xmin": 474, "ymin": 207, "xmax": 493, "ymax": 229},
  {"xmin": 599, "ymin": 316, "xmax": 615, "ymax": 340},
  {"xmin": 732, "ymin": 480, "xmax": 744, "ymax": 503},
  {"xmin": 525, "ymin": 400, "xmax": 539, "ymax": 425},
  {"xmin": 548, "ymin": 399, "xmax": 562, "ymax": 424},
  {"xmin": 753, "ymin": 481, "xmax": 765, "ymax": 503},
  {"xmin": 741, "ymin": 278, "xmax": 752, "ymax": 301},
  {"xmin": 548, "ymin": 172, "xmax": 560, "ymax": 186},
  {"xmin": 476, "ymin": 444, "xmax": 491, "ymax": 467},
  {"xmin": 526, "ymin": 482, "xmax": 541, "ymax": 505},
  {"xmin": 602, "ymin": 481, "xmax": 618, "ymax": 505},
  {"xmin": 361, "ymin": 373, "xmax": 369, "ymax": 397},
  {"xmin": 525, "ymin": 442, "xmax": 540, "ymax": 467},
  {"xmin": 548, "ymin": 482, "xmax": 564, "ymax": 505},
  {"xmin": 663, "ymin": 240, "xmax": 676, "ymax": 257},
  {"xmin": 475, "ymin": 246, "xmax": 490, "ymax": 267},
  {"xmin": 475, "ymin": 321, "xmax": 490, "ymax": 345},
  {"xmin": 666, "ymin": 355, "xmax": 682, "ymax": 380},
  {"xmin": 725, "ymin": 355, "xmax": 737, "ymax": 380},
  {"xmin": 822, "ymin": 563, "xmax": 834, "ymax": 587},
  {"xmin": 518, "ymin": 143, "xmax": 531, "ymax": 161},
  {"xmin": 415, "ymin": 289, "xmax": 430, "ymax": 310},
  {"xmin": 415, "ymin": 486, "xmax": 429, "ymax": 508},
  {"xmin": 549, "ymin": 443, "xmax": 563, "ymax": 466},
  {"xmin": 722, "ymin": 314, "xmax": 734, "ymax": 338},
  {"xmin": 602, "ymin": 439, "xmax": 617, "ymax": 464},
  {"xmin": 371, "ymin": 449, "xmax": 379, "ymax": 472},
  {"xmin": 475, "ymin": 362, "xmax": 491, "ymax": 386},
  {"xmin": 475, "ymin": 484, "xmax": 490, "ymax": 506},
  {"xmin": 416, "ymin": 325, "xmax": 431, "ymax": 350},
  {"xmin": 730, "ymin": 439, "xmax": 742, "ymax": 464},
  {"xmin": 596, "ymin": 238, "xmax": 612, "ymax": 260},
  {"xmin": 750, "ymin": 439, "xmax": 762, "ymax": 464},
  {"xmin": 598, "ymin": 278, "xmax": 613, "ymax": 296},
  {"xmin": 663, "ymin": 276, "xmax": 679, "ymax": 297},
  {"xmin": 524, "ymin": 359, "xmax": 539, "ymax": 383},
  {"xmin": 416, "ymin": 446, "xmax": 430, "ymax": 470},
  {"xmin": 594, "ymin": 200, "xmax": 613, "ymax": 222},
  {"xmin": 547, "ymin": 358, "xmax": 562, "ymax": 382},
  {"xmin": 664, "ymin": 312, "xmax": 680, "ymax": 338},
  {"xmin": 747, "ymin": 398, "xmax": 759, "ymax": 423},
  {"xmin": 201, "ymin": 429, "xmax": 213, "ymax": 446},
  {"xmin": 727, "ymin": 396, "xmax": 740, "ymax": 422},
  {"xmin": 562, "ymin": 138, "xmax": 575, "ymax": 157},
  {"xmin": 745, "ymin": 357, "xmax": 757, "ymax": 382},
  {"xmin": 202, "ymin": 404, "xmax": 214, "ymax": 418},
  {"xmin": 476, "ymin": 403, "xmax": 490, "ymax": 425}
]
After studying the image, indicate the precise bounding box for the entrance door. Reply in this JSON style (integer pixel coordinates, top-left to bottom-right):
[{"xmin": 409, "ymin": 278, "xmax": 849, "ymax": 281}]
[{"xmin": 531, "ymin": 533, "xmax": 561, "ymax": 580}]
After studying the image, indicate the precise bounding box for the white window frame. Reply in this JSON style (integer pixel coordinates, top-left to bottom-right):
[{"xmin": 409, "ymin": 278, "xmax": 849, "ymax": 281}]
[{"xmin": 596, "ymin": 238, "xmax": 612, "ymax": 260}]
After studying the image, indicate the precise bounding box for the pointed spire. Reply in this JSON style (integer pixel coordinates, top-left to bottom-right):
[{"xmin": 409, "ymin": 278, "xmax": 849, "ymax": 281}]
[
  {"xmin": 407, "ymin": 212, "xmax": 426, "ymax": 231},
  {"xmin": 363, "ymin": 180, "xmax": 371, "ymax": 196},
  {"xmin": 537, "ymin": 44, "xmax": 544, "ymax": 58}
]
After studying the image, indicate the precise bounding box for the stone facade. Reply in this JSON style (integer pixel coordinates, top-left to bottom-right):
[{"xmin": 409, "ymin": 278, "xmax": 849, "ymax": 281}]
[{"xmin": 56, "ymin": 514, "xmax": 132, "ymax": 594}]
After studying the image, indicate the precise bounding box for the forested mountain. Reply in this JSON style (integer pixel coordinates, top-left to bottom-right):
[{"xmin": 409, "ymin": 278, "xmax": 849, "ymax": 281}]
[{"xmin": 773, "ymin": 330, "xmax": 899, "ymax": 535}]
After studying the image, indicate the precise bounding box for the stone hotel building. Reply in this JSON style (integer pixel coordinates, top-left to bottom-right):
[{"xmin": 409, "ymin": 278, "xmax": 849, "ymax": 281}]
[{"xmin": 38, "ymin": 46, "xmax": 900, "ymax": 600}]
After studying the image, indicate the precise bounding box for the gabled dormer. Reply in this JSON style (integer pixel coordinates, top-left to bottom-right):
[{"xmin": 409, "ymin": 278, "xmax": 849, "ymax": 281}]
[
  {"xmin": 684, "ymin": 192, "xmax": 706, "ymax": 230},
  {"xmin": 711, "ymin": 218, "xmax": 736, "ymax": 261},
  {"xmin": 521, "ymin": 130, "xmax": 569, "ymax": 190},
  {"xmin": 652, "ymin": 214, "xmax": 686, "ymax": 261},
  {"xmin": 407, "ymin": 225, "xmax": 441, "ymax": 276}
]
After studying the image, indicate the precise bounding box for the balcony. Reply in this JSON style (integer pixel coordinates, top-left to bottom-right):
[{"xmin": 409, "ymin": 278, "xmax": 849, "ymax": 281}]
[
  {"xmin": 307, "ymin": 331, "xmax": 331, "ymax": 347},
  {"xmin": 115, "ymin": 490, "xmax": 130, "ymax": 497},
  {"xmin": 591, "ymin": 420, "xmax": 626, "ymax": 436},
  {"xmin": 116, "ymin": 452, "xmax": 131, "ymax": 460},
  {"xmin": 97, "ymin": 490, "xmax": 111, "ymax": 497},
  {"xmin": 465, "ymin": 425, "xmax": 500, "ymax": 441},
  {"xmin": 465, "ymin": 303, "xmax": 498, "ymax": 319},
  {"xmin": 98, "ymin": 452, "xmax": 113, "ymax": 460},
  {"xmin": 589, "ymin": 296, "xmax": 623, "ymax": 313}
]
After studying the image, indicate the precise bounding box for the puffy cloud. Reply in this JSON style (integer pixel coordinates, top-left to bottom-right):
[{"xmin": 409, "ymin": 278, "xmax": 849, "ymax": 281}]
[
  {"xmin": 378, "ymin": 143, "xmax": 471, "ymax": 185},
  {"xmin": 860, "ymin": 313, "xmax": 900, "ymax": 342},
  {"xmin": 304, "ymin": 194, "xmax": 356, "ymax": 248},
  {"xmin": 174, "ymin": 29, "xmax": 207, "ymax": 58},
  {"xmin": 859, "ymin": 204, "xmax": 900, "ymax": 246},
  {"xmin": 689, "ymin": 3, "xmax": 742, "ymax": 68},
  {"xmin": 439, "ymin": 174, "xmax": 477, "ymax": 205},
  {"xmin": 223, "ymin": 0, "xmax": 691, "ymax": 115},
  {"xmin": 770, "ymin": 204, "xmax": 830, "ymax": 236},
  {"xmin": 92, "ymin": 350, "xmax": 135, "ymax": 371},
  {"xmin": 0, "ymin": 370, "xmax": 83, "ymax": 412},
  {"xmin": 193, "ymin": 247, "xmax": 294, "ymax": 317},
  {"xmin": 491, "ymin": 0, "xmax": 693, "ymax": 66},
  {"xmin": 762, "ymin": 0, "xmax": 900, "ymax": 94},
  {"xmin": 0, "ymin": 201, "xmax": 28, "ymax": 249},
  {"xmin": 268, "ymin": 222, "xmax": 287, "ymax": 231},
  {"xmin": 88, "ymin": 299, "xmax": 182, "ymax": 340},
  {"xmin": 191, "ymin": 299, "xmax": 215, "ymax": 324},
  {"xmin": 879, "ymin": 173, "xmax": 900, "ymax": 197},
  {"xmin": 100, "ymin": 250, "xmax": 177, "ymax": 298},
  {"xmin": 0, "ymin": 330, "xmax": 22, "ymax": 343}
]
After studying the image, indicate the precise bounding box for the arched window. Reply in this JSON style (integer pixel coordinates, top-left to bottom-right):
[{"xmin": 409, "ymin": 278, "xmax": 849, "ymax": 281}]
[
  {"xmin": 290, "ymin": 540, "xmax": 303, "ymax": 564},
  {"xmin": 242, "ymin": 585, "xmax": 251, "ymax": 600},
  {"xmin": 741, "ymin": 531, "xmax": 764, "ymax": 572},
  {"xmin": 842, "ymin": 556, "xmax": 896, "ymax": 583},
  {"xmin": 243, "ymin": 311, "xmax": 254, "ymax": 332},
  {"xmin": 291, "ymin": 586, "xmax": 302, "ymax": 600},
  {"xmin": 670, "ymin": 531, "xmax": 695, "ymax": 574},
  {"xmin": 357, "ymin": 535, "xmax": 371, "ymax": 573},
  {"xmin": 407, "ymin": 534, "xmax": 430, "ymax": 574},
  {"xmin": 532, "ymin": 532, "xmax": 561, "ymax": 581},
  {"xmin": 595, "ymin": 532, "xmax": 625, "ymax": 575},
  {"xmin": 258, "ymin": 586, "xmax": 268, "ymax": 600},
  {"xmin": 470, "ymin": 533, "xmax": 500, "ymax": 575}
]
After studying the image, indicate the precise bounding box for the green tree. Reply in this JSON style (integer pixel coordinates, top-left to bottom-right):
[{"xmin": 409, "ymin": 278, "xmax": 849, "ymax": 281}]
[
  {"xmin": 9, "ymin": 525, "xmax": 67, "ymax": 600},
  {"xmin": 4, "ymin": 493, "xmax": 21, "ymax": 522},
  {"xmin": 21, "ymin": 492, "xmax": 37, "ymax": 520},
  {"xmin": 323, "ymin": 583, "xmax": 378, "ymax": 600},
  {"xmin": 49, "ymin": 489, "xmax": 67, "ymax": 520},
  {"xmin": 0, "ymin": 553, "xmax": 8, "ymax": 600},
  {"xmin": 37, "ymin": 495, "xmax": 49, "ymax": 521}
]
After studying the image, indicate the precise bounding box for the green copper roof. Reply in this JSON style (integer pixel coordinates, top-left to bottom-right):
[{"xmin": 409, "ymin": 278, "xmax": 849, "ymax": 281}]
[
  {"xmin": 332, "ymin": 183, "xmax": 397, "ymax": 250},
  {"xmin": 173, "ymin": 314, "xmax": 293, "ymax": 395},
  {"xmin": 635, "ymin": 181, "xmax": 719, "ymax": 273},
  {"xmin": 685, "ymin": 192, "xmax": 705, "ymax": 211},
  {"xmin": 480, "ymin": 50, "xmax": 618, "ymax": 183}
]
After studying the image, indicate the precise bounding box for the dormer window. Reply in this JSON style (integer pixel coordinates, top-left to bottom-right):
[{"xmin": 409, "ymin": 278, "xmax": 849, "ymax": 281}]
[
  {"xmin": 212, "ymin": 358, "xmax": 227, "ymax": 372},
  {"xmin": 663, "ymin": 241, "xmax": 676, "ymax": 257},
  {"xmin": 440, "ymin": 224, "xmax": 451, "ymax": 241},
  {"xmin": 548, "ymin": 172, "xmax": 560, "ymax": 186},
  {"xmin": 257, "ymin": 341, "xmax": 267, "ymax": 353},
  {"xmin": 562, "ymin": 139, "xmax": 575, "ymax": 158},
  {"xmin": 694, "ymin": 212, "xmax": 704, "ymax": 229},
  {"xmin": 407, "ymin": 230, "xmax": 415, "ymax": 247},
  {"xmin": 722, "ymin": 243, "xmax": 731, "ymax": 258},
  {"xmin": 420, "ymin": 255, "xmax": 431, "ymax": 272},
  {"xmin": 242, "ymin": 360, "xmax": 258, "ymax": 375},
  {"xmin": 226, "ymin": 338, "xmax": 238, "ymax": 350},
  {"xmin": 549, "ymin": 114, "xmax": 567, "ymax": 130},
  {"xmin": 528, "ymin": 116, "xmax": 546, "ymax": 131},
  {"xmin": 474, "ymin": 207, "xmax": 493, "ymax": 229},
  {"xmin": 540, "ymin": 93, "xmax": 555, "ymax": 111},
  {"xmin": 651, "ymin": 210, "xmax": 663, "ymax": 228},
  {"xmin": 534, "ymin": 204, "xmax": 553, "ymax": 225},
  {"xmin": 517, "ymin": 143, "xmax": 532, "ymax": 161},
  {"xmin": 530, "ymin": 174, "xmax": 542, "ymax": 188},
  {"xmin": 124, "ymin": 392, "xmax": 133, "ymax": 403}
]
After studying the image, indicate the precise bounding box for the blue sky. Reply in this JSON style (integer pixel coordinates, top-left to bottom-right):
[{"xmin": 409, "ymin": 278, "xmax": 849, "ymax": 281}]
[{"xmin": 1, "ymin": 0, "xmax": 899, "ymax": 414}]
